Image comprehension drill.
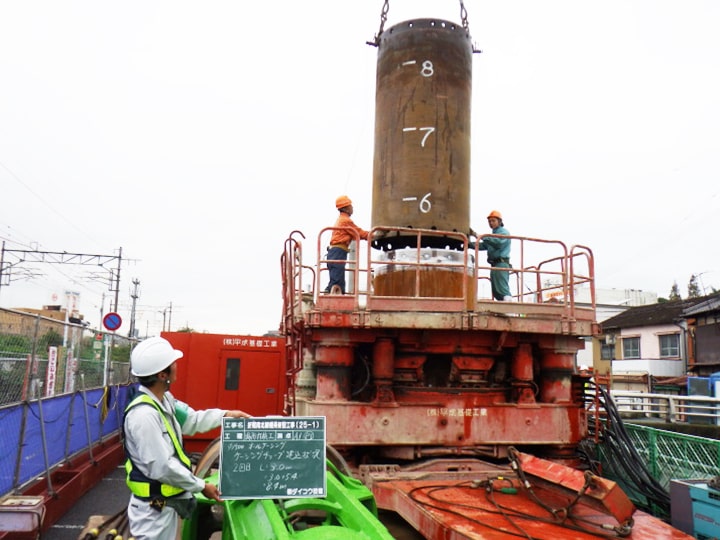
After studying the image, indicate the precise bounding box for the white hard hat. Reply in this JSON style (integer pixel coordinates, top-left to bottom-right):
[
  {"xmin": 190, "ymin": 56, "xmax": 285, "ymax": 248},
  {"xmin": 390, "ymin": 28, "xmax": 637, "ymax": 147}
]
[{"xmin": 130, "ymin": 337, "xmax": 183, "ymax": 377}]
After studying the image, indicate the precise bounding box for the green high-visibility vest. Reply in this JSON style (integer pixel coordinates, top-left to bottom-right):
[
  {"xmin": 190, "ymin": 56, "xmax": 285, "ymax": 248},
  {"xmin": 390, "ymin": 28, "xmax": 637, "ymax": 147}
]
[{"xmin": 124, "ymin": 393, "xmax": 192, "ymax": 499}]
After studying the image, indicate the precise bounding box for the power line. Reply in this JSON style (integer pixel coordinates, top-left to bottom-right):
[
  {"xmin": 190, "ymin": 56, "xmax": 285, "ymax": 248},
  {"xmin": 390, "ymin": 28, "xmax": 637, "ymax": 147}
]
[
  {"xmin": 0, "ymin": 243, "xmax": 123, "ymax": 311},
  {"xmin": 0, "ymin": 159, "xmax": 95, "ymax": 243}
]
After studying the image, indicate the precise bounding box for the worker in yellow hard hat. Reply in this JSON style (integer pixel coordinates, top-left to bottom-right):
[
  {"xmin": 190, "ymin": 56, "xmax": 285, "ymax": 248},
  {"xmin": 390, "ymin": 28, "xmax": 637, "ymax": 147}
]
[
  {"xmin": 471, "ymin": 210, "xmax": 512, "ymax": 301},
  {"xmin": 325, "ymin": 196, "xmax": 369, "ymax": 294}
]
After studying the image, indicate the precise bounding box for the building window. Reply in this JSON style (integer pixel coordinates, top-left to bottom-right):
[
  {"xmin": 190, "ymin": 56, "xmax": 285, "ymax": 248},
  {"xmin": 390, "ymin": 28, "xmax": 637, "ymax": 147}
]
[
  {"xmin": 225, "ymin": 358, "xmax": 240, "ymax": 390},
  {"xmin": 601, "ymin": 344, "xmax": 615, "ymax": 360},
  {"xmin": 622, "ymin": 337, "xmax": 640, "ymax": 359},
  {"xmin": 659, "ymin": 334, "xmax": 680, "ymax": 358}
]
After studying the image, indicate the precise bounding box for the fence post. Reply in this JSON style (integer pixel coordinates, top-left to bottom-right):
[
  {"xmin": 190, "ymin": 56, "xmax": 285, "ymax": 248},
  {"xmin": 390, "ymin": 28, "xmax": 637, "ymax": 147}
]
[
  {"xmin": 12, "ymin": 402, "xmax": 29, "ymax": 494},
  {"xmin": 27, "ymin": 314, "xmax": 41, "ymax": 400},
  {"xmin": 79, "ymin": 373, "xmax": 96, "ymax": 465},
  {"xmin": 667, "ymin": 396, "xmax": 677, "ymax": 423},
  {"xmin": 35, "ymin": 392, "xmax": 55, "ymax": 496},
  {"xmin": 648, "ymin": 427, "xmax": 658, "ymax": 481},
  {"xmin": 64, "ymin": 387, "xmax": 78, "ymax": 462}
]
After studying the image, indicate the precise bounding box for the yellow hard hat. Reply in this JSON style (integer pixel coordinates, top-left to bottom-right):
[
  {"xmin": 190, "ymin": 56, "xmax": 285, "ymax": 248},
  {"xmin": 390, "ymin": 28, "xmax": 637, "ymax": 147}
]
[
  {"xmin": 336, "ymin": 195, "xmax": 352, "ymax": 209},
  {"xmin": 487, "ymin": 210, "xmax": 502, "ymax": 220}
]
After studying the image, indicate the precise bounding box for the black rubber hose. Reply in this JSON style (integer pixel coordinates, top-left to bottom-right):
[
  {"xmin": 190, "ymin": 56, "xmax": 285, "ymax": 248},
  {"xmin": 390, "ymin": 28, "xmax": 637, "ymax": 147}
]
[
  {"xmin": 597, "ymin": 386, "xmax": 670, "ymax": 498},
  {"xmin": 589, "ymin": 384, "xmax": 671, "ymax": 511}
]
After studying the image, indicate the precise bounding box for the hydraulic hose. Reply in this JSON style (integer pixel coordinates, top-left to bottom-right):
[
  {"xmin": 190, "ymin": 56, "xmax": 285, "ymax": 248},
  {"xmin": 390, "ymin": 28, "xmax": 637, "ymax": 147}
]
[{"xmin": 587, "ymin": 382, "xmax": 671, "ymax": 513}]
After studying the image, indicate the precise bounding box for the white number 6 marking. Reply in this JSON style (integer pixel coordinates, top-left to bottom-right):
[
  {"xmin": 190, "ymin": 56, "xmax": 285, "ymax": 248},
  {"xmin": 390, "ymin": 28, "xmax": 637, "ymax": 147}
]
[{"xmin": 419, "ymin": 193, "xmax": 432, "ymax": 213}]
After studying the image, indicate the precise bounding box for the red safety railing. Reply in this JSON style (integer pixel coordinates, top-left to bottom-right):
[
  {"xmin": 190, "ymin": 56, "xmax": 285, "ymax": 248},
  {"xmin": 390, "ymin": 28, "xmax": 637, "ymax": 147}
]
[{"xmin": 280, "ymin": 226, "xmax": 596, "ymax": 327}]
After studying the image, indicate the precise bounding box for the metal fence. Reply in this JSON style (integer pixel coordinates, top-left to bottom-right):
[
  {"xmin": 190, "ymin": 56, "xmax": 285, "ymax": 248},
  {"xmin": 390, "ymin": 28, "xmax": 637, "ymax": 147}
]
[
  {"xmin": 611, "ymin": 390, "xmax": 720, "ymax": 425},
  {"xmin": 624, "ymin": 423, "xmax": 720, "ymax": 484},
  {"xmin": 585, "ymin": 387, "xmax": 720, "ymax": 519},
  {"xmin": 0, "ymin": 307, "xmax": 135, "ymax": 406},
  {"xmin": 596, "ymin": 422, "xmax": 720, "ymax": 518}
]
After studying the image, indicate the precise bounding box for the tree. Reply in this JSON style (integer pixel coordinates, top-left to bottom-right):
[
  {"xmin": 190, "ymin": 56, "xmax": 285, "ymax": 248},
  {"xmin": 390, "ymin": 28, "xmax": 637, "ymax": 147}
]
[
  {"xmin": 39, "ymin": 328, "xmax": 63, "ymax": 350},
  {"xmin": 668, "ymin": 282, "xmax": 681, "ymax": 301},
  {"xmin": 688, "ymin": 274, "xmax": 702, "ymax": 298}
]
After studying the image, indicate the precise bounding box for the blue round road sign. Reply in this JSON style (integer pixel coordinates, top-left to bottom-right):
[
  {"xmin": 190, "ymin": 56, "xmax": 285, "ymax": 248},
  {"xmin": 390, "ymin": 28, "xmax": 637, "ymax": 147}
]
[{"xmin": 103, "ymin": 312, "xmax": 122, "ymax": 331}]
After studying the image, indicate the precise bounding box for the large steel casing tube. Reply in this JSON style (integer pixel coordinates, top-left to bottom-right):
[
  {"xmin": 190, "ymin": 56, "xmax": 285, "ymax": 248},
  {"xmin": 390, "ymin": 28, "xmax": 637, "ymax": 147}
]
[{"xmin": 372, "ymin": 19, "xmax": 473, "ymax": 249}]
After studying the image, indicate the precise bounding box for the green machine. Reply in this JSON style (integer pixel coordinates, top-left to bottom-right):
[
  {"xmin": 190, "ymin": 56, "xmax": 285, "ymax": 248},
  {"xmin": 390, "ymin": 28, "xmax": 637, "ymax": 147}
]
[{"xmin": 182, "ymin": 440, "xmax": 394, "ymax": 540}]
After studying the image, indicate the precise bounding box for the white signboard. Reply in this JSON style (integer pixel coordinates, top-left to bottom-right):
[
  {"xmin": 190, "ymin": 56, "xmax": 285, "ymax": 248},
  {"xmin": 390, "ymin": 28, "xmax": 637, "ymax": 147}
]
[{"xmin": 45, "ymin": 346, "xmax": 58, "ymax": 397}]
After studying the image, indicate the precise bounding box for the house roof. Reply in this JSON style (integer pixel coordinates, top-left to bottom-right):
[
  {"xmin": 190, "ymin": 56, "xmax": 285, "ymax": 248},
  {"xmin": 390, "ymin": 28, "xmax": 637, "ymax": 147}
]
[
  {"xmin": 601, "ymin": 297, "xmax": 705, "ymax": 331},
  {"xmin": 682, "ymin": 292, "xmax": 720, "ymax": 317}
]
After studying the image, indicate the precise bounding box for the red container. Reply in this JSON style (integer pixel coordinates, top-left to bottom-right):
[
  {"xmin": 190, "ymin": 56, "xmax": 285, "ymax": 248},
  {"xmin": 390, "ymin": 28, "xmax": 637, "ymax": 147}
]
[{"xmin": 161, "ymin": 332, "xmax": 287, "ymax": 453}]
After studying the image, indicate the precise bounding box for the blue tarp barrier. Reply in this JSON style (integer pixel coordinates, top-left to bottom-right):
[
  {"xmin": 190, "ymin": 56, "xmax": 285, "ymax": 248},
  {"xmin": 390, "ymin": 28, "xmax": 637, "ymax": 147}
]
[{"xmin": 0, "ymin": 384, "xmax": 133, "ymax": 497}]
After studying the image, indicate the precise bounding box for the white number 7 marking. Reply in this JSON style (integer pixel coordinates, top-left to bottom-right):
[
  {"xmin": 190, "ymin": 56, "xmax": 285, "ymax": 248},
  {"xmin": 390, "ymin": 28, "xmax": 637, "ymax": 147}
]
[{"xmin": 403, "ymin": 126, "xmax": 435, "ymax": 147}]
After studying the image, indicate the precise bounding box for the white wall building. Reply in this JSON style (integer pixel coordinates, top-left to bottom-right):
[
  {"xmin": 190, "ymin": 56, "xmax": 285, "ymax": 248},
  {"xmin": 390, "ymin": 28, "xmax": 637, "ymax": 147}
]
[
  {"xmin": 574, "ymin": 287, "xmax": 658, "ymax": 368},
  {"xmin": 599, "ymin": 299, "xmax": 699, "ymax": 380}
]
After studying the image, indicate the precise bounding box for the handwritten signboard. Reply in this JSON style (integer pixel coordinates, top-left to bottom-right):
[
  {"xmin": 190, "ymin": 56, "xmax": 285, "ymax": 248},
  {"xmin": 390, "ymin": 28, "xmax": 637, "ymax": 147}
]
[{"xmin": 219, "ymin": 416, "xmax": 326, "ymax": 499}]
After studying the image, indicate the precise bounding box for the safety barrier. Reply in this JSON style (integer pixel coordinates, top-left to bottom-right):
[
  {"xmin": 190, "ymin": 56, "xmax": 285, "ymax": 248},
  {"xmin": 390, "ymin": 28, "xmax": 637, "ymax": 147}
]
[
  {"xmin": 596, "ymin": 421, "xmax": 720, "ymax": 518},
  {"xmin": 0, "ymin": 307, "xmax": 133, "ymax": 406},
  {"xmin": 587, "ymin": 387, "xmax": 720, "ymax": 518},
  {"xmin": 611, "ymin": 390, "xmax": 720, "ymax": 425},
  {"xmin": 281, "ymin": 227, "xmax": 596, "ymax": 324},
  {"xmin": 0, "ymin": 384, "xmax": 133, "ymax": 498}
]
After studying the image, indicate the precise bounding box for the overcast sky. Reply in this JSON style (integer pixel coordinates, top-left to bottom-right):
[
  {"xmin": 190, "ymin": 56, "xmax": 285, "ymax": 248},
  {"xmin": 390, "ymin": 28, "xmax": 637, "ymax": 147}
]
[{"xmin": 1, "ymin": 1, "xmax": 718, "ymax": 336}]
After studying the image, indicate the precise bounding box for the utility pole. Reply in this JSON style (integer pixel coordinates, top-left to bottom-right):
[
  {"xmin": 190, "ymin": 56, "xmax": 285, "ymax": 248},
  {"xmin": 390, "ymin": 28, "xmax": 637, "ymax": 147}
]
[
  {"xmin": 113, "ymin": 247, "xmax": 122, "ymax": 313},
  {"xmin": 158, "ymin": 302, "xmax": 173, "ymax": 333},
  {"xmin": 99, "ymin": 292, "xmax": 106, "ymax": 329},
  {"xmin": 0, "ymin": 240, "xmax": 5, "ymax": 299},
  {"xmin": 128, "ymin": 278, "xmax": 140, "ymax": 338}
]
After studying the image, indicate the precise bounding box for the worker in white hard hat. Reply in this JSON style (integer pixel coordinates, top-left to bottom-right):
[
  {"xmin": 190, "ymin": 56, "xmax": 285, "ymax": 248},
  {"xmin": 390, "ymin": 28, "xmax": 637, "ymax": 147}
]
[
  {"xmin": 124, "ymin": 336, "xmax": 251, "ymax": 540},
  {"xmin": 471, "ymin": 210, "xmax": 512, "ymax": 302},
  {"xmin": 324, "ymin": 195, "xmax": 370, "ymax": 294}
]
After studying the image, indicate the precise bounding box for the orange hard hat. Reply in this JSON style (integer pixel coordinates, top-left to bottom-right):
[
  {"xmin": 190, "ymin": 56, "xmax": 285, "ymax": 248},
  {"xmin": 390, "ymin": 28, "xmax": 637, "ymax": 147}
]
[
  {"xmin": 336, "ymin": 195, "xmax": 352, "ymax": 209},
  {"xmin": 487, "ymin": 210, "xmax": 502, "ymax": 220}
]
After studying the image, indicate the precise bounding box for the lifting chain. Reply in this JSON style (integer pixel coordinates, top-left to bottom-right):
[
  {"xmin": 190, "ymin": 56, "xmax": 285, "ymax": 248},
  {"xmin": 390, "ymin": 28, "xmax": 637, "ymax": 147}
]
[
  {"xmin": 368, "ymin": 0, "xmax": 390, "ymax": 46},
  {"xmin": 459, "ymin": 0, "xmax": 470, "ymax": 31},
  {"xmin": 368, "ymin": 0, "xmax": 473, "ymax": 46}
]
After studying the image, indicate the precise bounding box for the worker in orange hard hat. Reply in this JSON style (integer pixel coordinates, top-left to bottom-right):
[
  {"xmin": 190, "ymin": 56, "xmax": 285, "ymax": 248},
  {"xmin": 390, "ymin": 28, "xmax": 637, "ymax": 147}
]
[
  {"xmin": 471, "ymin": 210, "xmax": 512, "ymax": 301},
  {"xmin": 335, "ymin": 195, "xmax": 352, "ymax": 209},
  {"xmin": 325, "ymin": 196, "xmax": 369, "ymax": 294}
]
